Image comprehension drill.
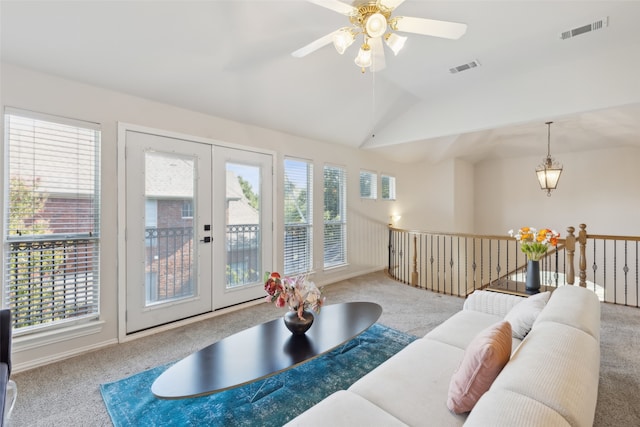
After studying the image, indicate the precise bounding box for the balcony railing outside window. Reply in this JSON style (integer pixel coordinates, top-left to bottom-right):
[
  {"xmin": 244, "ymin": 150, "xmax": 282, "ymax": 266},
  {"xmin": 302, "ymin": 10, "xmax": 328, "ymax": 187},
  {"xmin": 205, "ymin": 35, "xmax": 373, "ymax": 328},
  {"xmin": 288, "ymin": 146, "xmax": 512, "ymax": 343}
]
[
  {"xmin": 226, "ymin": 224, "xmax": 260, "ymax": 287},
  {"xmin": 6, "ymin": 238, "xmax": 99, "ymax": 331},
  {"xmin": 144, "ymin": 224, "xmax": 261, "ymax": 304},
  {"xmin": 145, "ymin": 227, "xmax": 194, "ymax": 304}
]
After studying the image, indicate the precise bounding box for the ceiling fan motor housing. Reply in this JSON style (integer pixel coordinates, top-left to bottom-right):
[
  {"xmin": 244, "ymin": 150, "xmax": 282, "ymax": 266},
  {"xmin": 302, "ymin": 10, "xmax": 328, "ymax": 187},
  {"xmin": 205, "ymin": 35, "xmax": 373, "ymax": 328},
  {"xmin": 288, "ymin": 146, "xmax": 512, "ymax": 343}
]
[{"xmin": 350, "ymin": 4, "xmax": 392, "ymax": 38}]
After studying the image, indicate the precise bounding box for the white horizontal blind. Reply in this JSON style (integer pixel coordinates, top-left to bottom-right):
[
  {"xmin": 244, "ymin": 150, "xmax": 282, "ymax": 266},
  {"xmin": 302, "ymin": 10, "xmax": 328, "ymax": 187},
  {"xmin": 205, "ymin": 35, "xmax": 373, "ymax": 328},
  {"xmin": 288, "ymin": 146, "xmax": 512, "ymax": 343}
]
[
  {"xmin": 381, "ymin": 175, "xmax": 396, "ymax": 200},
  {"xmin": 324, "ymin": 165, "xmax": 347, "ymax": 268},
  {"xmin": 360, "ymin": 170, "xmax": 377, "ymax": 199},
  {"xmin": 284, "ymin": 158, "xmax": 312, "ymax": 275},
  {"xmin": 4, "ymin": 109, "xmax": 101, "ymax": 332}
]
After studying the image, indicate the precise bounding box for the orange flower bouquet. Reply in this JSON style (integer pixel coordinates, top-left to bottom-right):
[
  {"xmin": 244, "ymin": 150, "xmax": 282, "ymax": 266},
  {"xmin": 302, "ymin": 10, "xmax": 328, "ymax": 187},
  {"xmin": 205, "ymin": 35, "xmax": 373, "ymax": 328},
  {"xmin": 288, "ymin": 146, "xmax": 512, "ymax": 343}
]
[{"xmin": 508, "ymin": 227, "xmax": 560, "ymax": 261}]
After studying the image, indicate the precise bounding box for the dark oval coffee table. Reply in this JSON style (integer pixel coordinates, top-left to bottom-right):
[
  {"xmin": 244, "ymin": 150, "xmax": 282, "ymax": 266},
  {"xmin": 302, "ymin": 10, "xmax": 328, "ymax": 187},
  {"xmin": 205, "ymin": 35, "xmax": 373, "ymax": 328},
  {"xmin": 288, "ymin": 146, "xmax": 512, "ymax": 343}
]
[{"xmin": 151, "ymin": 301, "xmax": 382, "ymax": 399}]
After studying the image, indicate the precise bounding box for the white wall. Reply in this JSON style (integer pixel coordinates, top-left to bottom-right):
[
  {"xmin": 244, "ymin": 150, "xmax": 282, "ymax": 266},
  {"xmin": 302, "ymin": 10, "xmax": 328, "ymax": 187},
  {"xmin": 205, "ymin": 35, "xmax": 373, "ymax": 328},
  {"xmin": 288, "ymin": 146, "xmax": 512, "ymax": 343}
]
[
  {"xmin": 393, "ymin": 158, "xmax": 475, "ymax": 233},
  {"xmin": 10, "ymin": 59, "xmax": 634, "ymax": 370},
  {"xmin": 453, "ymin": 159, "xmax": 475, "ymax": 233},
  {"xmin": 0, "ymin": 62, "xmax": 437, "ymax": 370},
  {"xmin": 474, "ymin": 146, "xmax": 640, "ymax": 237}
]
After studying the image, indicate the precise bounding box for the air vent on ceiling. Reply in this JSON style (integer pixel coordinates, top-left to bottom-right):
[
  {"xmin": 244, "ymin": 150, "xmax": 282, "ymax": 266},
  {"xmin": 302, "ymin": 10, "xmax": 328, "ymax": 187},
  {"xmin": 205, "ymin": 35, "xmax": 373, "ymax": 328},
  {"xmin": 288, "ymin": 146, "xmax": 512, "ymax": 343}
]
[
  {"xmin": 449, "ymin": 59, "xmax": 481, "ymax": 74},
  {"xmin": 561, "ymin": 16, "xmax": 609, "ymax": 40}
]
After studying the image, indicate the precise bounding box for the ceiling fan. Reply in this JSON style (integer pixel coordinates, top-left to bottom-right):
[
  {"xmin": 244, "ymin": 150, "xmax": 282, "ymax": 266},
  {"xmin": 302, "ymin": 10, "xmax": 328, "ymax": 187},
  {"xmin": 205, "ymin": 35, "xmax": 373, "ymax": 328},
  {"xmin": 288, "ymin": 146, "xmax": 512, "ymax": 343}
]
[{"xmin": 292, "ymin": 0, "xmax": 467, "ymax": 72}]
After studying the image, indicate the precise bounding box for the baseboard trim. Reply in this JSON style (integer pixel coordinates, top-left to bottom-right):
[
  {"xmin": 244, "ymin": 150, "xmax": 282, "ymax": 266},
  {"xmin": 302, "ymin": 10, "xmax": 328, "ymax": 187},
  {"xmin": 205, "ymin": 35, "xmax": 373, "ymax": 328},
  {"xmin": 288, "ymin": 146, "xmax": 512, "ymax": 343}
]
[
  {"xmin": 13, "ymin": 338, "xmax": 119, "ymax": 374},
  {"xmin": 120, "ymin": 298, "xmax": 266, "ymax": 343},
  {"xmin": 318, "ymin": 266, "xmax": 385, "ymax": 287}
]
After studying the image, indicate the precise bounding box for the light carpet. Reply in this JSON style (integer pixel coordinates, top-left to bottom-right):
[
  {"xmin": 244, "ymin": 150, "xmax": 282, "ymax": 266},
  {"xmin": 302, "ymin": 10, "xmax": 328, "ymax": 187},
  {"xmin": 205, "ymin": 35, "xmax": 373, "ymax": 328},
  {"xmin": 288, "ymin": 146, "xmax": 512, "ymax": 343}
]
[{"xmin": 100, "ymin": 323, "xmax": 416, "ymax": 427}]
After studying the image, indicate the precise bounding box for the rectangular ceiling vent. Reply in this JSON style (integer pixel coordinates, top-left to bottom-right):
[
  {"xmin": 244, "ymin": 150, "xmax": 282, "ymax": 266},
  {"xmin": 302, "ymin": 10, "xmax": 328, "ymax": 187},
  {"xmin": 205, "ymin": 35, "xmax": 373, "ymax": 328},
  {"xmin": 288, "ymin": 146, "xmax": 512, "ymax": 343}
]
[
  {"xmin": 561, "ymin": 16, "xmax": 609, "ymax": 40},
  {"xmin": 449, "ymin": 59, "xmax": 481, "ymax": 74}
]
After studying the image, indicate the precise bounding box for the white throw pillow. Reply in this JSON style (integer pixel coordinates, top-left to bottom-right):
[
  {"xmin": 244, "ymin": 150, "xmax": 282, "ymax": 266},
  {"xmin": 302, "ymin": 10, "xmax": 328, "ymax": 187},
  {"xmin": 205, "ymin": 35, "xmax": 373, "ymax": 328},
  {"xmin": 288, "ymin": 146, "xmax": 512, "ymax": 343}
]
[{"xmin": 504, "ymin": 291, "xmax": 551, "ymax": 339}]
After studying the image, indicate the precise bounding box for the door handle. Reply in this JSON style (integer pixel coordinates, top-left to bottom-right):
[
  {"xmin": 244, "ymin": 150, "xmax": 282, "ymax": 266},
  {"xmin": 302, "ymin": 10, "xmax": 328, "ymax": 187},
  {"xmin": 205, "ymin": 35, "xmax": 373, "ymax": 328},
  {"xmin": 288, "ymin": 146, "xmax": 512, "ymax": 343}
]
[{"xmin": 200, "ymin": 236, "xmax": 211, "ymax": 243}]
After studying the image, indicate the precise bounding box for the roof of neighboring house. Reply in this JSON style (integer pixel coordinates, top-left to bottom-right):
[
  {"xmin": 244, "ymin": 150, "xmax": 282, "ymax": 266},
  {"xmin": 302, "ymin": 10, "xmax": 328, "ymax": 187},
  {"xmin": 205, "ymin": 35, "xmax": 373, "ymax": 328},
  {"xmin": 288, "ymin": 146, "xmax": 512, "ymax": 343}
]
[
  {"xmin": 227, "ymin": 171, "xmax": 259, "ymax": 225},
  {"xmin": 145, "ymin": 155, "xmax": 258, "ymax": 224},
  {"xmin": 145, "ymin": 153, "xmax": 194, "ymax": 199}
]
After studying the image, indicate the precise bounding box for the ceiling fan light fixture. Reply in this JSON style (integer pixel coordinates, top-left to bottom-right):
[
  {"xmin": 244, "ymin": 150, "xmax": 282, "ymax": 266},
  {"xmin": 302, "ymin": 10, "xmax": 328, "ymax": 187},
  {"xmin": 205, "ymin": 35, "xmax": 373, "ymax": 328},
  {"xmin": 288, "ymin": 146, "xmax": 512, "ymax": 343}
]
[
  {"xmin": 293, "ymin": 1, "xmax": 467, "ymax": 73},
  {"xmin": 384, "ymin": 32, "xmax": 407, "ymax": 55},
  {"xmin": 354, "ymin": 42, "xmax": 372, "ymax": 68},
  {"xmin": 365, "ymin": 12, "xmax": 387, "ymax": 38},
  {"xmin": 332, "ymin": 28, "xmax": 356, "ymax": 54}
]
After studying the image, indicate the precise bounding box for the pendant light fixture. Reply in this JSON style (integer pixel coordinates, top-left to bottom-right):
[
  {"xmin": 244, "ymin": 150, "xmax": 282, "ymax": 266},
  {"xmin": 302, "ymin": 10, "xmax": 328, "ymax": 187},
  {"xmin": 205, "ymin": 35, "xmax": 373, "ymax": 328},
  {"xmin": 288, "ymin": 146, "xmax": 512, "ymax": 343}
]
[{"xmin": 536, "ymin": 121, "xmax": 563, "ymax": 197}]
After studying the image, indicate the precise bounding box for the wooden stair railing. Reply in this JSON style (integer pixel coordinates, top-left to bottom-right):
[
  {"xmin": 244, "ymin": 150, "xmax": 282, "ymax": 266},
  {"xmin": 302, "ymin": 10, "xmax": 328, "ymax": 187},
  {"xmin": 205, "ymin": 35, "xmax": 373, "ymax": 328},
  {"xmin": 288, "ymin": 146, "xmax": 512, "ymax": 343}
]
[{"xmin": 387, "ymin": 224, "xmax": 640, "ymax": 307}]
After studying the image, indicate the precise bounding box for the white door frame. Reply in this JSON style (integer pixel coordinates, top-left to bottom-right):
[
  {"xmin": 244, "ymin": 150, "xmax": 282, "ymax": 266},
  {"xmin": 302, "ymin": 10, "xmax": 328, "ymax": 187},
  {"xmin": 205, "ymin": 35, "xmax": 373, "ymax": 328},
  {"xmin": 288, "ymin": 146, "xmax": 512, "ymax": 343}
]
[{"xmin": 117, "ymin": 123, "xmax": 277, "ymax": 341}]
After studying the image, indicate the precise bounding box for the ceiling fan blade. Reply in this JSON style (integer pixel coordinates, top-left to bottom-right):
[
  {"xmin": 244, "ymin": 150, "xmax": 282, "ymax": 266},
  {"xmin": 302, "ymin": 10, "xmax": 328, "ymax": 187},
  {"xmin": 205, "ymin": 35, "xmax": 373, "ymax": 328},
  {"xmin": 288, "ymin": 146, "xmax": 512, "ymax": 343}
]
[
  {"xmin": 307, "ymin": 0, "xmax": 357, "ymax": 16},
  {"xmin": 292, "ymin": 30, "xmax": 340, "ymax": 58},
  {"xmin": 378, "ymin": 0, "xmax": 405, "ymax": 11},
  {"xmin": 392, "ymin": 16, "xmax": 467, "ymax": 39},
  {"xmin": 370, "ymin": 37, "xmax": 386, "ymax": 72}
]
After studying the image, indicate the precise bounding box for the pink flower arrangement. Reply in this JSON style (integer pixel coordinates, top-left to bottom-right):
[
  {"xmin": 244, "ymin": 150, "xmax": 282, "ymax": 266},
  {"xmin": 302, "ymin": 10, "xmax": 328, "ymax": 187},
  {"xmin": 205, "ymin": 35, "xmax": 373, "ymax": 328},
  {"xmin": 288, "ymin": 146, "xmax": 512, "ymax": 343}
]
[{"xmin": 264, "ymin": 272, "xmax": 324, "ymax": 320}]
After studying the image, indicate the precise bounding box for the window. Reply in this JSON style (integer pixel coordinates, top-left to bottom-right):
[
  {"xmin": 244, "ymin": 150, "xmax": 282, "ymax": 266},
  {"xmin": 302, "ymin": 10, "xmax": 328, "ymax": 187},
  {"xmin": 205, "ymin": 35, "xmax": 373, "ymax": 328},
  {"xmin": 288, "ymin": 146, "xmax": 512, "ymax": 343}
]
[
  {"xmin": 284, "ymin": 158, "xmax": 313, "ymax": 275},
  {"xmin": 3, "ymin": 109, "xmax": 101, "ymax": 334},
  {"xmin": 324, "ymin": 165, "xmax": 347, "ymax": 268},
  {"xmin": 381, "ymin": 175, "xmax": 396, "ymax": 200},
  {"xmin": 359, "ymin": 170, "xmax": 377, "ymax": 199},
  {"xmin": 181, "ymin": 200, "xmax": 193, "ymax": 219}
]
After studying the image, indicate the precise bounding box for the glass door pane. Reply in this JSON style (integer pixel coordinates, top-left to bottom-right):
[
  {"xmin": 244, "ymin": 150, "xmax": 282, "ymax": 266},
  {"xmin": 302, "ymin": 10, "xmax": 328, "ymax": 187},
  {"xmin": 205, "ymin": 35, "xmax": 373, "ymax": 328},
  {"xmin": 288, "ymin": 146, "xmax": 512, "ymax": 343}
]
[
  {"xmin": 225, "ymin": 163, "xmax": 261, "ymax": 288},
  {"xmin": 144, "ymin": 151, "xmax": 196, "ymax": 305},
  {"xmin": 213, "ymin": 147, "xmax": 272, "ymax": 309}
]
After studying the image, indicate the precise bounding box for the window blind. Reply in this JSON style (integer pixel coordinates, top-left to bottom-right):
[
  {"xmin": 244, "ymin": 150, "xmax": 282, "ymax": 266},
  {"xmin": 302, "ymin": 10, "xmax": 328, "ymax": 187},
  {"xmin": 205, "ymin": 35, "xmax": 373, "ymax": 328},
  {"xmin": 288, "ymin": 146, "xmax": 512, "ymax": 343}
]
[
  {"xmin": 381, "ymin": 175, "xmax": 396, "ymax": 200},
  {"xmin": 324, "ymin": 165, "xmax": 347, "ymax": 268},
  {"xmin": 284, "ymin": 158, "xmax": 312, "ymax": 275},
  {"xmin": 359, "ymin": 170, "xmax": 377, "ymax": 199},
  {"xmin": 4, "ymin": 109, "xmax": 101, "ymax": 332}
]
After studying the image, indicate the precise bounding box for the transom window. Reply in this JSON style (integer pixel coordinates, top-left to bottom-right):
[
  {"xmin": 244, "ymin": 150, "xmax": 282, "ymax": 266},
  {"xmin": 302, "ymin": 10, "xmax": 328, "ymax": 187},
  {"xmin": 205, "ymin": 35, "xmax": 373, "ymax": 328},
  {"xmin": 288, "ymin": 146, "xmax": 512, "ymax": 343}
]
[
  {"xmin": 381, "ymin": 174, "xmax": 396, "ymax": 201},
  {"xmin": 359, "ymin": 170, "xmax": 377, "ymax": 199}
]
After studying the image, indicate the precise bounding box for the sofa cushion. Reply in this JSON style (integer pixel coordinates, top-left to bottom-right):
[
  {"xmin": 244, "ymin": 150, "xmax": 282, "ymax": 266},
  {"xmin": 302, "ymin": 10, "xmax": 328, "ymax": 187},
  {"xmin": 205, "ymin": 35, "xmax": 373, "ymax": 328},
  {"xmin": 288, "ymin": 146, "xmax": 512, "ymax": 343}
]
[
  {"xmin": 463, "ymin": 290, "xmax": 524, "ymax": 318},
  {"xmin": 465, "ymin": 388, "xmax": 571, "ymax": 427},
  {"xmin": 424, "ymin": 310, "xmax": 504, "ymax": 350},
  {"xmin": 533, "ymin": 285, "xmax": 600, "ymax": 340},
  {"xmin": 490, "ymin": 322, "xmax": 600, "ymax": 427},
  {"xmin": 284, "ymin": 390, "xmax": 408, "ymax": 427},
  {"xmin": 446, "ymin": 321, "xmax": 512, "ymax": 414},
  {"xmin": 504, "ymin": 291, "xmax": 551, "ymax": 339},
  {"xmin": 349, "ymin": 338, "xmax": 468, "ymax": 427}
]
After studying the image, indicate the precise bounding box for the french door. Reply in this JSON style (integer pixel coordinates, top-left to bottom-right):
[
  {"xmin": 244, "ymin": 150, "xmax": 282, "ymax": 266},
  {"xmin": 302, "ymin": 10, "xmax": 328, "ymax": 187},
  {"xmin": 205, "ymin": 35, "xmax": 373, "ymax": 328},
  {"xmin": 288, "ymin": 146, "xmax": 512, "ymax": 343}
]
[{"xmin": 124, "ymin": 128, "xmax": 272, "ymax": 334}]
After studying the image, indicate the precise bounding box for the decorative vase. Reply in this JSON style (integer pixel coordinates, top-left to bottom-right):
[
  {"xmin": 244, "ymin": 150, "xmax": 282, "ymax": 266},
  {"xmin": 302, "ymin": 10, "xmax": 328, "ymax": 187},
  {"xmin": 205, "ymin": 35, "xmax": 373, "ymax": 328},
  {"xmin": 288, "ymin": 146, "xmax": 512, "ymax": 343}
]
[
  {"xmin": 526, "ymin": 259, "xmax": 541, "ymax": 294},
  {"xmin": 283, "ymin": 310, "xmax": 314, "ymax": 335}
]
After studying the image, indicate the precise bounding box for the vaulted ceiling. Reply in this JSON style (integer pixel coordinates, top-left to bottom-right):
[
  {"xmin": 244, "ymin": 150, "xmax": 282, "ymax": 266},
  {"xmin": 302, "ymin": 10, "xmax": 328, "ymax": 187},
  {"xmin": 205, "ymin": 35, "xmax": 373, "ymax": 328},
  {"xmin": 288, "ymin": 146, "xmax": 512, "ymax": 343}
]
[{"xmin": 2, "ymin": 1, "xmax": 640, "ymax": 163}]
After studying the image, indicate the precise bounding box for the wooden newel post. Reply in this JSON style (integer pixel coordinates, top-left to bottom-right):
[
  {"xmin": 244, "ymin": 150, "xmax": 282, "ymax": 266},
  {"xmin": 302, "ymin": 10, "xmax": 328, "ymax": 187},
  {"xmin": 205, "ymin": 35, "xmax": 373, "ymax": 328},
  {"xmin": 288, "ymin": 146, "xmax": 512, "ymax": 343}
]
[
  {"xmin": 411, "ymin": 235, "xmax": 419, "ymax": 287},
  {"xmin": 565, "ymin": 226, "xmax": 576, "ymax": 285},
  {"xmin": 578, "ymin": 224, "xmax": 587, "ymax": 287}
]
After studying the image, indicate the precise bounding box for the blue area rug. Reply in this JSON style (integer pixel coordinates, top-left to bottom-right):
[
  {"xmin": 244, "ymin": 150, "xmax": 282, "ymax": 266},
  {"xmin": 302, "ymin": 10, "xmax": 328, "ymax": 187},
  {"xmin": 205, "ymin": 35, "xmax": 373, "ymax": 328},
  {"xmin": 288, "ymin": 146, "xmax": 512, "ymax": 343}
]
[{"xmin": 100, "ymin": 323, "xmax": 416, "ymax": 426}]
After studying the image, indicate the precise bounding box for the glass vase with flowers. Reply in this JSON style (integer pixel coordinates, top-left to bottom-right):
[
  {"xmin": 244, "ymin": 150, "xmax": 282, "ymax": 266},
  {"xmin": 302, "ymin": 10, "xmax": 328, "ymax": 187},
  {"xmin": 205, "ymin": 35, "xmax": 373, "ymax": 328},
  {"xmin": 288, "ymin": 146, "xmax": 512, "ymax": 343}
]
[
  {"xmin": 264, "ymin": 272, "xmax": 324, "ymax": 334},
  {"xmin": 508, "ymin": 227, "xmax": 560, "ymax": 293}
]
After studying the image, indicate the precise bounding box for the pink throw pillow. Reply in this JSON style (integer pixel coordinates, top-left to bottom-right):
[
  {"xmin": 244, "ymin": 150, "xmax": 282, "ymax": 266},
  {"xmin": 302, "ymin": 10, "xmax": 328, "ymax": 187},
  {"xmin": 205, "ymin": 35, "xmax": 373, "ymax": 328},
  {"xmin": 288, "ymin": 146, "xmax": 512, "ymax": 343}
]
[{"xmin": 447, "ymin": 320, "xmax": 512, "ymax": 414}]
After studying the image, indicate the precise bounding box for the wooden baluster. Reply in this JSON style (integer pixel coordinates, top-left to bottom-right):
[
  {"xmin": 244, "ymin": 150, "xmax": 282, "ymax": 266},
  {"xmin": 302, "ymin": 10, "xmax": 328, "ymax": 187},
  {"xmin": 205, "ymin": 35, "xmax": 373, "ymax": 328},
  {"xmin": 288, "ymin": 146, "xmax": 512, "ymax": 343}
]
[
  {"xmin": 579, "ymin": 224, "xmax": 587, "ymax": 287},
  {"xmin": 566, "ymin": 226, "xmax": 576, "ymax": 285}
]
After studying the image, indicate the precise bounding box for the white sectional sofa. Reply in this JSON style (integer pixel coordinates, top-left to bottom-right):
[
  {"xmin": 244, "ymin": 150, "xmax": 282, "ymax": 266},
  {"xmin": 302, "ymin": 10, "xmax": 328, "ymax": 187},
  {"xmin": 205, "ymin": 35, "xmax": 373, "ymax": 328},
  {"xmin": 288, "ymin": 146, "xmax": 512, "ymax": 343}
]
[{"xmin": 286, "ymin": 285, "xmax": 601, "ymax": 427}]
